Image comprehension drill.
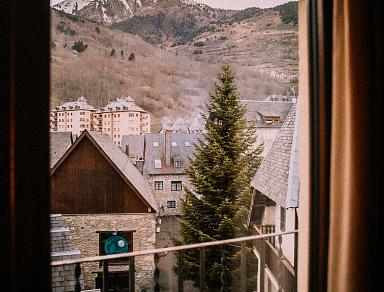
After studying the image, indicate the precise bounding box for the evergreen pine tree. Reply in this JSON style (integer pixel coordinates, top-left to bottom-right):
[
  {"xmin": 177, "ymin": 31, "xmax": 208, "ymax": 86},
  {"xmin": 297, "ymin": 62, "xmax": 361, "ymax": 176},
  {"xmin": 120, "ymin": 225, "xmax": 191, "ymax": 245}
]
[{"xmin": 177, "ymin": 63, "xmax": 263, "ymax": 291}]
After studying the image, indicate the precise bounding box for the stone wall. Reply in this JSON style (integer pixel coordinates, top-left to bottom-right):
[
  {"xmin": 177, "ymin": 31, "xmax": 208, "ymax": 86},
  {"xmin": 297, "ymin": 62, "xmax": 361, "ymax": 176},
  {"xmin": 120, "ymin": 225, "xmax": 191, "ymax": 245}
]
[
  {"xmin": 51, "ymin": 214, "xmax": 84, "ymax": 292},
  {"xmin": 61, "ymin": 213, "xmax": 156, "ymax": 291},
  {"xmin": 147, "ymin": 174, "xmax": 191, "ymax": 216}
]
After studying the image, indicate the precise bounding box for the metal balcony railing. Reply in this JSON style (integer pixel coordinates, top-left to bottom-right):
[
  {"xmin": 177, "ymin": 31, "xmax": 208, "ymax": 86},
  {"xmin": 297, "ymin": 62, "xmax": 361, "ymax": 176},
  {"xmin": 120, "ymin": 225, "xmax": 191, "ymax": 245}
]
[
  {"xmin": 51, "ymin": 230, "xmax": 298, "ymax": 292},
  {"xmin": 253, "ymin": 225, "xmax": 297, "ymax": 292}
]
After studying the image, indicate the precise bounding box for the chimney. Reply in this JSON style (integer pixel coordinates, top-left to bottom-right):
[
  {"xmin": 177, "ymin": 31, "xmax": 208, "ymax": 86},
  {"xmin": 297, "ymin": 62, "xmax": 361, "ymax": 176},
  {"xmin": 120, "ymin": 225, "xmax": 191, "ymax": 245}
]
[
  {"xmin": 135, "ymin": 158, "xmax": 144, "ymax": 174},
  {"xmin": 165, "ymin": 130, "xmax": 171, "ymax": 167},
  {"xmin": 125, "ymin": 145, "xmax": 130, "ymax": 157}
]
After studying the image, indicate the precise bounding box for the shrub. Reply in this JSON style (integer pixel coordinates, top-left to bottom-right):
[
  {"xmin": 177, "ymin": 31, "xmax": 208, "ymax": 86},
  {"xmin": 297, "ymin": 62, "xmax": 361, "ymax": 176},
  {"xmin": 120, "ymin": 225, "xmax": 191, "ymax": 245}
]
[
  {"xmin": 128, "ymin": 52, "xmax": 135, "ymax": 61},
  {"xmin": 72, "ymin": 41, "xmax": 88, "ymax": 53},
  {"xmin": 193, "ymin": 49, "xmax": 203, "ymax": 55},
  {"xmin": 110, "ymin": 48, "xmax": 116, "ymax": 57},
  {"xmin": 194, "ymin": 41, "xmax": 205, "ymax": 47},
  {"xmin": 95, "ymin": 26, "xmax": 100, "ymax": 33},
  {"xmin": 56, "ymin": 21, "xmax": 77, "ymax": 36}
]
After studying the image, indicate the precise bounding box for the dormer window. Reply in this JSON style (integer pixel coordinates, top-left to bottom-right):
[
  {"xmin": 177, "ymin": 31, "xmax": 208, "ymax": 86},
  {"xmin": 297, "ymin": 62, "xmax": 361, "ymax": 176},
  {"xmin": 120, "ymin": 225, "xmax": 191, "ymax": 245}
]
[
  {"xmin": 154, "ymin": 160, "xmax": 162, "ymax": 169},
  {"xmin": 171, "ymin": 142, "xmax": 177, "ymax": 147},
  {"xmin": 174, "ymin": 160, "xmax": 182, "ymax": 168},
  {"xmin": 184, "ymin": 141, "xmax": 191, "ymax": 147},
  {"xmin": 153, "ymin": 141, "xmax": 159, "ymax": 147}
]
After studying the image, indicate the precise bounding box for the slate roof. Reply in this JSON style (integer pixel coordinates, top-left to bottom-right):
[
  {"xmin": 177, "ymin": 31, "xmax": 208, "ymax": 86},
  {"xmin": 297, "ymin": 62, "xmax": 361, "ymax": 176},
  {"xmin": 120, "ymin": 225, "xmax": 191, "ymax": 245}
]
[
  {"xmin": 54, "ymin": 96, "xmax": 96, "ymax": 111},
  {"xmin": 50, "ymin": 130, "xmax": 157, "ymax": 211},
  {"xmin": 265, "ymin": 95, "xmax": 297, "ymax": 102},
  {"xmin": 121, "ymin": 135, "xmax": 145, "ymax": 159},
  {"xmin": 121, "ymin": 132, "xmax": 203, "ymax": 175},
  {"xmin": 240, "ymin": 100, "xmax": 294, "ymax": 128},
  {"xmin": 250, "ymin": 103, "xmax": 299, "ymax": 208},
  {"xmin": 50, "ymin": 132, "xmax": 74, "ymax": 168},
  {"xmin": 144, "ymin": 132, "xmax": 202, "ymax": 175},
  {"xmin": 101, "ymin": 97, "xmax": 148, "ymax": 113}
]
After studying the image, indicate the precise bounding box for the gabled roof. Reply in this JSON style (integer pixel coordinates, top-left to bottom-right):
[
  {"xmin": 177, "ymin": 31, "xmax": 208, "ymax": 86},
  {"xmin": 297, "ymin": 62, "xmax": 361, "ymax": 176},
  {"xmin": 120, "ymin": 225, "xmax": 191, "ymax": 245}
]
[
  {"xmin": 250, "ymin": 103, "xmax": 299, "ymax": 208},
  {"xmin": 50, "ymin": 130, "xmax": 157, "ymax": 212},
  {"xmin": 50, "ymin": 132, "xmax": 74, "ymax": 168},
  {"xmin": 240, "ymin": 100, "xmax": 294, "ymax": 128}
]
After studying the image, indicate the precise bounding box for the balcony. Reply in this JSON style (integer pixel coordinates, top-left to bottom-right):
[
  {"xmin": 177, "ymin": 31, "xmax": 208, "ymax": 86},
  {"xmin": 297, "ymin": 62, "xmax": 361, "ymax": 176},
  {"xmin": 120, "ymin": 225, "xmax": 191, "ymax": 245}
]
[
  {"xmin": 252, "ymin": 225, "xmax": 296, "ymax": 292},
  {"xmin": 51, "ymin": 230, "xmax": 298, "ymax": 292}
]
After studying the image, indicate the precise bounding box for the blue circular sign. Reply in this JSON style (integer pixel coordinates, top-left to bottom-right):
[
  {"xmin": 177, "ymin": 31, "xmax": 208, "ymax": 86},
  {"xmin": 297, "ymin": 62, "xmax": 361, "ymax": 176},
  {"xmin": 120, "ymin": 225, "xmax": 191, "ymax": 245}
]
[{"xmin": 104, "ymin": 235, "xmax": 128, "ymax": 255}]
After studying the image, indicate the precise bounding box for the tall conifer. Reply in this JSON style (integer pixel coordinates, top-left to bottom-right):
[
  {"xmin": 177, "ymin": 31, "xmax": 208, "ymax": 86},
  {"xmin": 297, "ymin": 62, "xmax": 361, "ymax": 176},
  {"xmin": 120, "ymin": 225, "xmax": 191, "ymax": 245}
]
[{"xmin": 178, "ymin": 63, "xmax": 263, "ymax": 291}]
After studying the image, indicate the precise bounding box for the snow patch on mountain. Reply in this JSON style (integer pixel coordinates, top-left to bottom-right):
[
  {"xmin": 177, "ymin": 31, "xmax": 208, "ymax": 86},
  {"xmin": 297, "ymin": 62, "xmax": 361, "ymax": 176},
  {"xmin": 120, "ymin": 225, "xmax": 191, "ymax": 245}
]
[{"xmin": 53, "ymin": 0, "xmax": 92, "ymax": 14}]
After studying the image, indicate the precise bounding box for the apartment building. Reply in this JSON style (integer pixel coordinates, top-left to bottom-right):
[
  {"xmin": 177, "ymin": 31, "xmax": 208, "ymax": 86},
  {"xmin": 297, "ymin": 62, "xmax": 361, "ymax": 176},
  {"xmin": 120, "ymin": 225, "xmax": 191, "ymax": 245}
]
[
  {"xmin": 50, "ymin": 96, "xmax": 151, "ymax": 144},
  {"xmin": 50, "ymin": 96, "xmax": 96, "ymax": 136},
  {"xmin": 98, "ymin": 97, "xmax": 151, "ymax": 146}
]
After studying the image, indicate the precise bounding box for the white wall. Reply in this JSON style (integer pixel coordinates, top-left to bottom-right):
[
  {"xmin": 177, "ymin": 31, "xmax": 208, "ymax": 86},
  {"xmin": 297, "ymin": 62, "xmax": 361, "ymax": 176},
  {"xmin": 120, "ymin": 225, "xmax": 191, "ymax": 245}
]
[{"xmin": 275, "ymin": 206, "xmax": 297, "ymax": 266}]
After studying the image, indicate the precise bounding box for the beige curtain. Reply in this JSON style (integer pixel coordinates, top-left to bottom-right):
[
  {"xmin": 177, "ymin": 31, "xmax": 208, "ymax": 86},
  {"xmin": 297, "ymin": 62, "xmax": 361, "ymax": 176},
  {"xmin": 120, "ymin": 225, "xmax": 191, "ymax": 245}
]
[{"xmin": 328, "ymin": 1, "xmax": 372, "ymax": 291}]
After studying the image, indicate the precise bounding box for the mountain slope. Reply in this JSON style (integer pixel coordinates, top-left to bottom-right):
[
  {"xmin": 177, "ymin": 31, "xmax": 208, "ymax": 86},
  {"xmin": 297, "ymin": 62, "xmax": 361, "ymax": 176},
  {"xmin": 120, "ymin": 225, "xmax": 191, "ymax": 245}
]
[{"xmin": 50, "ymin": 9, "xmax": 289, "ymax": 130}]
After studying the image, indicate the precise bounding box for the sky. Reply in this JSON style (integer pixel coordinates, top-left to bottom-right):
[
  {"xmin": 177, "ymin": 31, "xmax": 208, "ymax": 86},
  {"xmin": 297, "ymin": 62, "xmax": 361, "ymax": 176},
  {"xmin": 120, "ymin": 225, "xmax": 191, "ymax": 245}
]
[{"xmin": 193, "ymin": 0, "xmax": 293, "ymax": 10}]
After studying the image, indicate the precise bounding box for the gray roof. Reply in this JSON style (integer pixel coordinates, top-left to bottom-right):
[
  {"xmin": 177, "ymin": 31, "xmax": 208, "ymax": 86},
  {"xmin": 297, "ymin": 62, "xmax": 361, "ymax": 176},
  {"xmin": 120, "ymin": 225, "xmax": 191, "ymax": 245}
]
[
  {"xmin": 51, "ymin": 130, "xmax": 157, "ymax": 211},
  {"xmin": 121, "ymin": 132, "xmax": 203, "ymax": 175},
  {"xmin": 144, "ymin": 132, "xmax": 202, "ymax": 175},
  {"xmin": 240, "ymin": 100, "xmax": 294, "ymax": 128},
  {"xmin": 50, "ymin": 132, "xmax": 74, "ymax": 168},
  {"xmin": 265, "ymin": 95, "xmax": 297, "ymax": 102},
  {"xmin": 101, "ymin": 97, "xmax": 148, "ymax": 113},
  {"xmin": 121, "ymin": 135, "xmax": 145, "ymax": 159},
  {"xmin": 54, "ymin": 96, "xmax": 96, "ymax": 111},
  {"xmin": 250, "ymin": 103, "xmax": 299, "ymax": 208}
]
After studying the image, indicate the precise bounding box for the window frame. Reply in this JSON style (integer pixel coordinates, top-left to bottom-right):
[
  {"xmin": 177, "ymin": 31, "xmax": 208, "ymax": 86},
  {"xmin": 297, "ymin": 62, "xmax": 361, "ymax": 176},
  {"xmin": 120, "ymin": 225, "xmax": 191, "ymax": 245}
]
[
  {"xmin": 167, "ymin": 200, "xmax": 176, "ymax": 208},
  {"xmin": 154, "ymin": 181, "xmax": 163, "ymax": 190},
  {"xmin": 171, "ymin": 181, "xmax": 182, "ymax": 191}
]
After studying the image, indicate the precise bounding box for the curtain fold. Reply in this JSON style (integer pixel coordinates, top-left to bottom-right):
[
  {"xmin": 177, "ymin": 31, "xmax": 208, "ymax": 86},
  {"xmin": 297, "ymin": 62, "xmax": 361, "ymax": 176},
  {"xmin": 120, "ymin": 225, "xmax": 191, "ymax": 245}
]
[{"xmin": 328, "ymin": 1, "xmax": 376, "ymax": 291}]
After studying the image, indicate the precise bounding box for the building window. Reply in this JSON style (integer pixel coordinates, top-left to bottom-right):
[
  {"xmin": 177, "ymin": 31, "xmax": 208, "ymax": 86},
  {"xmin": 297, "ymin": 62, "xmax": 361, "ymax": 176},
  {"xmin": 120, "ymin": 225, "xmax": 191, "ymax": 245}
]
[
  {"xmin": 171, "ymin": 141, "xmax": 177, "ymax": 147},
  {"xmin": 171, "ymin": 181, "xmax": 182, "ymax": 191},
  {"xmin": 280, "ymin": 206, "xmax": 286, "ymax": 232},
  {"xmin": 174, "ymin": 160, "xmax": 182, "ymax": 168},
  {"xmin": 154, "ymin": 181, "xmax": 163, "ymax": 190},
  {"xmin": 167, "ymin": 201, "xmax": 176, "ymax": 208},
  {"xmin": 129, "ymin": 113, "xmax": 134, "ymax": 117}
]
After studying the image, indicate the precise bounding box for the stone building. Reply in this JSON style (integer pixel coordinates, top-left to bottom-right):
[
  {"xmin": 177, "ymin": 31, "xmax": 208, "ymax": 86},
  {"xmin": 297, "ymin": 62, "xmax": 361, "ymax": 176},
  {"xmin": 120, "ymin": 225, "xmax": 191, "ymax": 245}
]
[
  {"xmin": 51, "ymin": 214, "xmax": 84, "ymax": 292},
  {"xmin": 121, "ymin": 131, "xmax": 202, "ymax": 216},
  {"xmin": 121, "ymin": 131, "xmax": 202, "ymax": 291},
  {"xmin": 50, "ymin": 130, "xmax": 157, "ymax": 291},
  {"xmin": 248, "ymin": 103, "xmax": 299, "ymax": 292}
]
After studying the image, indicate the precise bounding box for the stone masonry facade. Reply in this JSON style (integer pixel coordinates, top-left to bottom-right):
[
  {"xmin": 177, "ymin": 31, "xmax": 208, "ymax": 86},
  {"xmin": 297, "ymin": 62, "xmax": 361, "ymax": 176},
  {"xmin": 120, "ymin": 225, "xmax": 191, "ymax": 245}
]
[
  {"xmin": 51, "ymin": 214, "xmax": 85, "ymax": 292},
  {"xmin": 61, "ymin": 214, "xmax": 156, "ymax": 291},
  {"xmin": 147, "ymin": 174, "xmax": 191, "ymax": 216}
]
